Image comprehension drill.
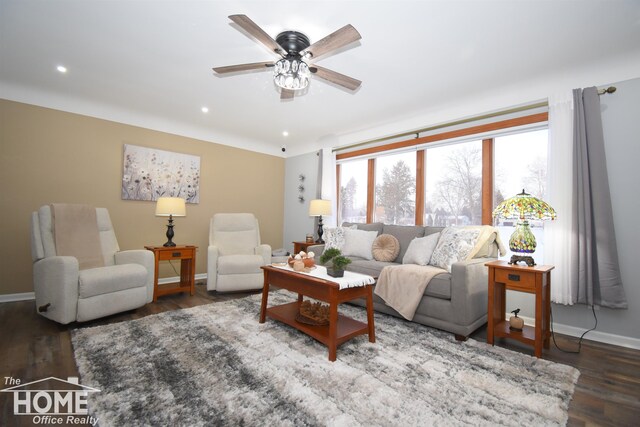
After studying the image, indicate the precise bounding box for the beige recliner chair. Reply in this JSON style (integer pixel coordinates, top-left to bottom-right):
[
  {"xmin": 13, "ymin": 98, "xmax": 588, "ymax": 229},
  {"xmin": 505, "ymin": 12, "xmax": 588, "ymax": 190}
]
[
  {"xmin": 30, "ymin": 205, "xmax": 154, "ymax": 324},
  {"xmin": 207, "ymin": 213, "xmax": 271, "ymax": 292}
]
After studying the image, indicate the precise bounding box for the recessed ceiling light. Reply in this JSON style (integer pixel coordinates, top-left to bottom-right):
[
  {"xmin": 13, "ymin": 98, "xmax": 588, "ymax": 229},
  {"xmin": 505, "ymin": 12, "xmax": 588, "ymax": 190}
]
[
  {"xmin": 56, "ymin": 65, "xmax": 67, "ymax": 73},
  {"xmin": 282, "ymin": 131, "xmax": 289, "ymax": 137},
  {"xmin": 201, "ymin": 107, "xmax": 209, "ymax": 113}
]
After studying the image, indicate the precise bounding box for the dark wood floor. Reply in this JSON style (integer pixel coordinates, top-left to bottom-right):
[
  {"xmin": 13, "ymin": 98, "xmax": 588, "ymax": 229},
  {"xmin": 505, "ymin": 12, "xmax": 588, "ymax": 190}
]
[{"xmin": 1, "ymin": 283, "xmax": 639, "ymax": 426}]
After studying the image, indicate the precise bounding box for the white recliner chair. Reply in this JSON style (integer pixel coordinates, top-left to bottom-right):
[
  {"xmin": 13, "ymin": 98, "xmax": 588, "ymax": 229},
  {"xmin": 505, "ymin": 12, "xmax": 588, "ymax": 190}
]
[
  {"xmin": 30, "ymin": 205, "xmax": 154, "ymax": 324},
  {"xmin": 207, "ymin": 213, "xmax": 271, "ymax": 292}
]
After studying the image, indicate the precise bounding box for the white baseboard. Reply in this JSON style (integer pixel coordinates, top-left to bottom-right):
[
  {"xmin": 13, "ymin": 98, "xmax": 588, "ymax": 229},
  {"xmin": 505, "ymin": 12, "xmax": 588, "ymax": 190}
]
[
  {"xmin": 513, "ymin": 314, "xmax": 640, "ymax": 350},
  {"xmin": 158, "ymin": 273, "xmax": 207, "ymax": 285},
  {"xmin": 0, "ymin": 292, "xmax": 35, "ymax": 303},
  {"xmin": 0, "ymin": 274, "xmax": 208, "ymax": 304}
]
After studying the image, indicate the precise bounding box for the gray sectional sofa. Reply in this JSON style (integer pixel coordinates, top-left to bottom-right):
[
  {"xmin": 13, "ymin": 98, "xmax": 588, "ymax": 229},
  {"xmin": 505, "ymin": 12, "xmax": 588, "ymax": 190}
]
[{"xmin": 308, "ymin": 222, "xmax": 500, "ymax": 339}]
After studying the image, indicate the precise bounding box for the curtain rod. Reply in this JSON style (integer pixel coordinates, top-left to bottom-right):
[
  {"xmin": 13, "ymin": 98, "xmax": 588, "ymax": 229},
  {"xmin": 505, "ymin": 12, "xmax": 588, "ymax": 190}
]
[
  {"xmin": 333, "ymin": 101, "xmax": 548, "ymax": 153},
  {"xmin": 598, "ymin": 86, "xmax": 617, "ymax": 95}
]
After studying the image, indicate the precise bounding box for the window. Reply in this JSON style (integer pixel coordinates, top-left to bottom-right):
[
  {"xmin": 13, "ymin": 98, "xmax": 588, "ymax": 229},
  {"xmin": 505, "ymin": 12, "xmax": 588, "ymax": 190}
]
[
  {"xmin": 424, "ymin": 141, "xmax": 482, "ymax": 226},
  {"xmin": 374, "ymin": 151, "xmax": 416, "ymax": 225},
  {"xmin": 338, "ymin": 158, "xmax": 368, "ymax": 223},
  {"xmin": 336, "ymin": 111, "xmax": 549, "ymax": 230},
  {"xmin": 493, "ymin": 129, "xmax": 549, "ymax": 260}
]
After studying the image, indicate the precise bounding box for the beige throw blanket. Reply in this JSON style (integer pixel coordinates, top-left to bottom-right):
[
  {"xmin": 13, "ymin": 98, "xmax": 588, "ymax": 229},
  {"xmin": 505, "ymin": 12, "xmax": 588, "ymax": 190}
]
[
  {"xmin": 374, "ymin": 264, "xmax": 447, "ymax": 320},
  {"xmin": 51, "ymin": 203, "xmax": 105, "ymax": 270},
  {"xmin": 465, "ymin": 225, "xmax": 507, "ymax": 259}
]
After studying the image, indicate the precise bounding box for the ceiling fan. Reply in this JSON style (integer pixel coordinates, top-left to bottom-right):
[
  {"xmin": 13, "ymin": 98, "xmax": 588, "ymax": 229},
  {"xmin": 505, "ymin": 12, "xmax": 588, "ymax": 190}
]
[{"xmin": 212, "ymin": 15, "xmax": 362, "ymax": 99}]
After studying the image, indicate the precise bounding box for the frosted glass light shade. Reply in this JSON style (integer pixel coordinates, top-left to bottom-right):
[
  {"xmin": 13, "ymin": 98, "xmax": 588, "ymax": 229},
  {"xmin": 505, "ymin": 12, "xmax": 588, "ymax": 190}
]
[
  {"xmin": 309, "ymin": 199, "xmax": 332, "ymax": 216},
  {"xmin": 274, "ymin": 58, "xmax": 310, "ymax": 90},
  {"xmin": 155, "ymin": 197, "xmax": 186, "ymax": 217}
]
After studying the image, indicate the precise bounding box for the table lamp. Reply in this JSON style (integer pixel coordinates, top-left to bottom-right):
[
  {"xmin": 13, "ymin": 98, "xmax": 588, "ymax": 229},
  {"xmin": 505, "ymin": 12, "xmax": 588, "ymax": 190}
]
[
  {"xmin": 155, "ymin": 197, "xmax": 186, "ymax": 247},
  {"xmin": 492, "ymin": 189, "xmax": 556, "ymax": 266},
  {"xmin": 309, "ymin": 199, "xmax": 332, "ymax": 244}
]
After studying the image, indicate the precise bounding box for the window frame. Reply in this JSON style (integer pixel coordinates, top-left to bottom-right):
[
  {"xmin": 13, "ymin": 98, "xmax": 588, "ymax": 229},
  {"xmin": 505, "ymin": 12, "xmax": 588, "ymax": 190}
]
[{"xmin": 336, "ymin": 112, "xmax": 548, "ymax": 225}]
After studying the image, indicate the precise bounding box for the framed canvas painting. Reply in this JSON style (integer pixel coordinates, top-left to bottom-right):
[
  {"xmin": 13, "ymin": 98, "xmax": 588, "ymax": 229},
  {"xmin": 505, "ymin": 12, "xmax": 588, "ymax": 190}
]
[{"xmin": 121, "ymin": 144, "xmax": 200, "ymax": 203}]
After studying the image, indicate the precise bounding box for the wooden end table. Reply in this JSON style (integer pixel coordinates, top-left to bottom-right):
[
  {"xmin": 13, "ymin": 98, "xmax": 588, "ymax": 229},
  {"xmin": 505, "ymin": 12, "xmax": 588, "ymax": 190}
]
[
  {"xmin": 145, "ymin": 245, "xmax": 197, "ymax": 302},
  {"xmin": 260, "ymin": 265, "xmax": 375, "ymax": 361},
  {"xmin": 292, "ymin": 241, "xmax": 317, "ymax": 254},
  {"xmin": 486, "ymin": 260, "xmax": 554, "ymax": 358}
]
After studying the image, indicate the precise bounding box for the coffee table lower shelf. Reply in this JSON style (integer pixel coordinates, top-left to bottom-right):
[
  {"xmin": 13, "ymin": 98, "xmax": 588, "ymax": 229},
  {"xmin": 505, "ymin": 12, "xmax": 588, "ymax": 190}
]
[{"xmin": 266, "ymin": 302, "xmax": 369, "ymax": 348}]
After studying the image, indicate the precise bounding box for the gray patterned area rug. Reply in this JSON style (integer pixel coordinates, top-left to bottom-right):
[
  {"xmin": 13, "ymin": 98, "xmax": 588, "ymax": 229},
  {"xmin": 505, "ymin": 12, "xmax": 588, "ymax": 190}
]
[{"xmin": 71, "ymin": 290, "xmax": 579, "ymax": 426}]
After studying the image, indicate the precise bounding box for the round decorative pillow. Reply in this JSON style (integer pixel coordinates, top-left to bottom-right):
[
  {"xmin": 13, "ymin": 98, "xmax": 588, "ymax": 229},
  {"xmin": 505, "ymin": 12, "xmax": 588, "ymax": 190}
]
[{"xmin": 372, "ymin": 234, "xmax": 400, "ymax": 262}]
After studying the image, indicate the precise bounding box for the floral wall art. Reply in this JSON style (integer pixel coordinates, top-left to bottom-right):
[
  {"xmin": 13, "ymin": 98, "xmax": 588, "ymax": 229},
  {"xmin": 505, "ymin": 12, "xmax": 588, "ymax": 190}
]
[{"xmin": 121, "ymin": 144, "xmax": 200, "ymax": 203}]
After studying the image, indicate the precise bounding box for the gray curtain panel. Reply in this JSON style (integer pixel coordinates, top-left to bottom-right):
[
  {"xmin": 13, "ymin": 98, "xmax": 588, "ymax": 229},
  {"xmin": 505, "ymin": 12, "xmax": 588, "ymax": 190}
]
[{"xmin": 571, "ymin": 87, "xmax": 627, "ymax": 308}]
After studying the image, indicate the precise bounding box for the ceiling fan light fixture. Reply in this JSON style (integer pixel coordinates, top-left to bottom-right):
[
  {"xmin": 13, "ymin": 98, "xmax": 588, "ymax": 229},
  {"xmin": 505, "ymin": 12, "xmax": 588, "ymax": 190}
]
[
  {"xmin": 274, "ymin": 57, "xmax": 310, "ymax": 90},
  {"xmin": 214, "ymin": 16, "xmax": 362, "ymax": 98}
]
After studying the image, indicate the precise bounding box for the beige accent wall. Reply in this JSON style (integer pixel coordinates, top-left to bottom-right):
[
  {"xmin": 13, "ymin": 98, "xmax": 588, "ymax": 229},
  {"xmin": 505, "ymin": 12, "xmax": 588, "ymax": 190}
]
[{"xmin": 0, "ymin": 99, "xmax": 284, "ymax": 295}]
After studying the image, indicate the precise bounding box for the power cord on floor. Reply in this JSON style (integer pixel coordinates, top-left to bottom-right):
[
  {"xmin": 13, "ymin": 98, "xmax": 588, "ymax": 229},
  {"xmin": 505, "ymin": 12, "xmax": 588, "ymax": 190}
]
[{"xmin": 550, "ymin": 303, "xmax": 598, "ymax": 353}]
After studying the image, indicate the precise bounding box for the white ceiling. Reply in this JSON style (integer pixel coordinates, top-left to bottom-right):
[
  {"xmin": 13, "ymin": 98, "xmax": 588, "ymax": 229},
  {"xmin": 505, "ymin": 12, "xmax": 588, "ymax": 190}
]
[{"xmin": 2, "ymin": 0, "xmax": 640, "ymax": 157}]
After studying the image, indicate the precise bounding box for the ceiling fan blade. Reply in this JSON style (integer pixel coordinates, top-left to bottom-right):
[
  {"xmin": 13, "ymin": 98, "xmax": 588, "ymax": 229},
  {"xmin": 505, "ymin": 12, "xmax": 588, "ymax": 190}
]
[
  {"xmin": 302, "ymin": 24, "xmax": 361, "ymax": 59},
  {"xmin": 228, "ymin": 14, "xmax": 285, "ymax": 56},
  {"xmin": 311, "ymin": 65, "xmax": 361, "ymax": 91},
  {"xmin": 280, "ymin": 89, "xmax": 295, "ymax": 100},
  {"xmin": 212, "ymin": 62, "xmax": 273, "ymax": 74}
]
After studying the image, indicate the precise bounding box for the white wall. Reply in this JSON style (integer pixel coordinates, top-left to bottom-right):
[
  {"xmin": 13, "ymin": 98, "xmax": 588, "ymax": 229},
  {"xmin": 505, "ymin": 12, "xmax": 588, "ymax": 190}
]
[{"xmin": 282, "ymin": 152, "xmax": 319, "ymax": 254}]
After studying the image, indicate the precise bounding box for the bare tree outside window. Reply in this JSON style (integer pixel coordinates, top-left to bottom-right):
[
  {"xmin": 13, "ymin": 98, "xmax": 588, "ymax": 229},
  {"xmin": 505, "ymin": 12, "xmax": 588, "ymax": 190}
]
[
  {"xmin": 425, "ymin": 142, "xmax": 482, "ymax": 226},
  {"xmin": 523, "ymin": 155, "xmax": 547, "ymax": 199}
]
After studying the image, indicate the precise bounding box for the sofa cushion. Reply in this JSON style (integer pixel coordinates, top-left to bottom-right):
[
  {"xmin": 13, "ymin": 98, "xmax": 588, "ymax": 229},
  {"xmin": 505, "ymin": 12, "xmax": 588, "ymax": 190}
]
[
  {"xmin": 423, "ymin": 273, "xmax": 451, "ymax": 300},
  {"xmin": 372, "ymin": 234, "xmax": 400, "ymax": 262},
  {"xmin": 347, "ymin": 259, "xmax": 396, "ymax": 277},
  {"xmin": 382, "ymin": 224, "xmax": 425, "ymax": 262},
  {"xmin": 79, "ymin": 264, "xmax": 147, "ymax": 298},
  {"xmin": 424, "ymin": 226, "xmax": 444, "ymax": 236},
  {"xmin": 343, "ymin": 222, "xmax": 384, "ymax": 236},
  {"xmin": 402, "ymin": 232, "xmax": 440, "ymax": 265},
  {"xmin": 342, "ymin": 229, "xmax": 378, "ymax": 260},
  {"xmin": 324, "ymin": 226, "xmax": 356, "ymax": 250},
  {"xmin": 429, "ymin": 227, "xmax": 481, "ymax": 272}
]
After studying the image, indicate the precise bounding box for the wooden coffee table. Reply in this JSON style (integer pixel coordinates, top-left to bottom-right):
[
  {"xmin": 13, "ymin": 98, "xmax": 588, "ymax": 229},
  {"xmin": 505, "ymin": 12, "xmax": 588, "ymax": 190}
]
[{"xmin": 259, "ymin": 265, "xmax": 376, "ymax": 361}]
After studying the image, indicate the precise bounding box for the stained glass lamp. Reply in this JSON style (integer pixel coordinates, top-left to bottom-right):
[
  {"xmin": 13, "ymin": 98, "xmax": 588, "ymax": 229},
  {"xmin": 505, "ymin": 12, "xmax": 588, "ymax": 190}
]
[{"xmin": 492, "ymin": 189, "xmax": 556, "ymax": 266}]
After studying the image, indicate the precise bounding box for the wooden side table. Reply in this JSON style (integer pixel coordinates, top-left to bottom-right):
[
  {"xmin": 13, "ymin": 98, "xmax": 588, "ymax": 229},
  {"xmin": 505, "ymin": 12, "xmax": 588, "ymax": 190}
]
[
  {"xmin": 145, "ymin": 245, "xmax": 197, "ymax": 302},
  {"xmin": 292, "ymin": 241, "xmax": 316, "ymax": 254},
  {"xmin": 485, "ymin": 260, "xmax": 554, "ymax": 358}
]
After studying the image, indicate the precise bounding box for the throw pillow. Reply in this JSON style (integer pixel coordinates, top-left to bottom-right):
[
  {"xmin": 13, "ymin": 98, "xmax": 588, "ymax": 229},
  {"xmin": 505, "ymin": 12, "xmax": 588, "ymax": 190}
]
[
  {"xmin": 324, "ymin": 225, "xmax": 356, "ymax": 250},
  {"xmin": 429, "ymin": 227, "xmax": 481, "ymax": 272},
  {"xmin": 342, "ymin": 229, "xmax": 378, "ymax": 260},
  {"xmin": 402, "ymin": 232, "xmax": 441, "ymax": 265},
  {"xmin": 372, "ymin": 234, "xmax": 400, "ymax": 262}
]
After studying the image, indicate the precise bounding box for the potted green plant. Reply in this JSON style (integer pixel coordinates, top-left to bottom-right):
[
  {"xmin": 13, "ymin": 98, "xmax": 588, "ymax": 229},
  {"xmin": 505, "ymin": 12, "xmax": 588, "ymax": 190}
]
[{"xmin": 319, "ymin": 248, "xmax": 352, "ymax": 278}]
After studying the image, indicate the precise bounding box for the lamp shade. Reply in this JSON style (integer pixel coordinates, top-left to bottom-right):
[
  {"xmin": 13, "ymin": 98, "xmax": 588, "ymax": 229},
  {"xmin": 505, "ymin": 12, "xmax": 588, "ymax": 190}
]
[
  {"xmin": 155, "ymin": 197, "xmax": 186, "ymax": 217},
  {"xmin": 492, "ymin": 190, "xmax": 556, "ymax": 221},
  {"xmin": 492, "ymin": 190, "xmax": 556, "ymax": 263},
  {"xmin": 309, "ymin": 199, "xmax": 332, "ymax": 217}
]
